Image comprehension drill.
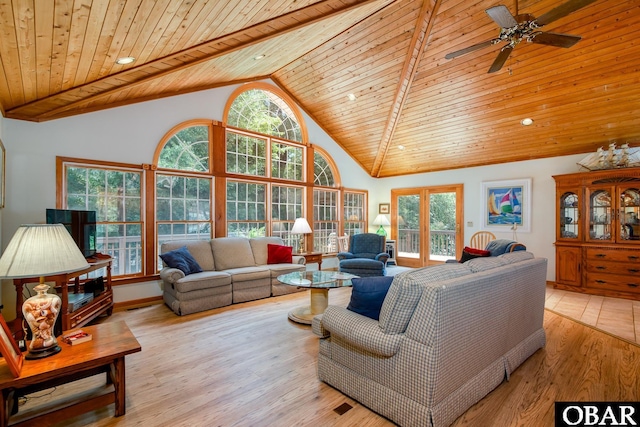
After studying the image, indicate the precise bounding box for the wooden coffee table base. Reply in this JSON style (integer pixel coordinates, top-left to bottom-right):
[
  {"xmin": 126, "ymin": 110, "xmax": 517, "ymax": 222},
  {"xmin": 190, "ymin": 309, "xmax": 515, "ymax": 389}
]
[{"xmin": 288, "ymin": 288, "xmax": 329, "ymax": 324}]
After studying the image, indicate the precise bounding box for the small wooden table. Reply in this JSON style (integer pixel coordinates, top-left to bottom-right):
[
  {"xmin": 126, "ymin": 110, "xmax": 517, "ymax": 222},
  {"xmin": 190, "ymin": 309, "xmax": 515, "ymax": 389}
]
[
  {"xmin": 294, "ymin": 252, "xmax": 323, "ymax": 270},
  {"xmin": 0, "ymin": 321, "xmax": 141, "ymax": 427}
]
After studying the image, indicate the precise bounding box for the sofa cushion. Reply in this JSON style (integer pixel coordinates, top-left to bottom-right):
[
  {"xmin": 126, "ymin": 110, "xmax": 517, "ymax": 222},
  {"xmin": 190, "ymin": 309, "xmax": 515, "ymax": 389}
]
[
  {"xmin": 267, "ymin": 244, "xmax": 293, "ymax": 264},
  {"xmin": 211, "ymin": 237, "xmax": 256, "ymax": 270},
  {"xmin": 347, "ymin": 276, "xmax": 394, "ymax": 320},
  {"xmin": 379, "ymin": 263, "xmax": 471, "ymax": 334},
  {"xmin": 172, "ymin": 271, "xmax": 232, "ymax": 293},
  {"xmin": 224, "ymin": 266, "xmax": 271, "ymax": 282},
  {"xmin": 459, "ymin": 246, "xmax": 491, "ymax": 263},
  {"xmin": 498, "ymin": 251, "xmax": 534, "ymax": 264},
  {"xmin": 465, "ymin": 256, "xmax": 507, "ymax": 272},
  {"xmin": 250, "ymin": 237, "xmax": 286, "ymax": 265},
  {"xmin": 159, "ymin": 246, "xmax": 202, "ymax": 275},
  {"xmin": 161, "ymin": 240, "xmax": 215, "ymax": 271}
]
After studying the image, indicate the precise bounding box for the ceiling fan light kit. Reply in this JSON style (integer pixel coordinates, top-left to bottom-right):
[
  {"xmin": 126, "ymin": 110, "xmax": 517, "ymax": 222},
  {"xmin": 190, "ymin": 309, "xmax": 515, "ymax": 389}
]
[{"xmin": 445, "ymin": 0, "xmax": 598, "ymax": 73}]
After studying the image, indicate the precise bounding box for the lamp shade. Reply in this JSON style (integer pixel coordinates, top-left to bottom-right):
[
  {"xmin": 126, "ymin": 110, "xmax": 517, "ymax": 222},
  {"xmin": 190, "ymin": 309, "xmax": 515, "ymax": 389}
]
[
  {"xmin": 0, "ymin": 224, "xmax": 89, "ymax": 279},
  {"xmin": 373, "ymin": 214, "xmax": 390, "ymax": 226},
  {"xmin": 291, "ymin": 218, "xmax": 312, "ymax": 234}
]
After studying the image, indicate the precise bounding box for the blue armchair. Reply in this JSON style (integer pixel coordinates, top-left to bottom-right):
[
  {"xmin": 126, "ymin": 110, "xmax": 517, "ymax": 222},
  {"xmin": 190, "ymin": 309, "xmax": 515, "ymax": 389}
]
[{"xmin": 337, "ymin": 233, "xmax": 389, "ymax": 277}]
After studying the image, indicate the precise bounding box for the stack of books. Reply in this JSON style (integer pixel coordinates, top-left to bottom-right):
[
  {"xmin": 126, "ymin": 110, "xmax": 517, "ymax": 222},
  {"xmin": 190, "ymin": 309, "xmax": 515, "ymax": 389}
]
[{"xmin": 62, "ymin": 329, "xmax": 93, "ymax": 345}]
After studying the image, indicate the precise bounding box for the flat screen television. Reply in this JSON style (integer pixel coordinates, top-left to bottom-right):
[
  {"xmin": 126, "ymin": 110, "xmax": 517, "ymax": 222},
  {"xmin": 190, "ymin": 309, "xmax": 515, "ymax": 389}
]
[{"xmin": 46, "ymin": 209, "xmax": 97, "ymax": 258}]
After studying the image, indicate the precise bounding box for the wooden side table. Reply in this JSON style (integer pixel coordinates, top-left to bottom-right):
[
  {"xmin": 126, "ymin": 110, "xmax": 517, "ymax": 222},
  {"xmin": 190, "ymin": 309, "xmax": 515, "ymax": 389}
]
[
  {"xmin": 0, "ymin": 321, "xmax": 141, "ymax": 426},
  {"xmin": 294, "ymin": 252, "xmax": 323, "ymax": 270}
]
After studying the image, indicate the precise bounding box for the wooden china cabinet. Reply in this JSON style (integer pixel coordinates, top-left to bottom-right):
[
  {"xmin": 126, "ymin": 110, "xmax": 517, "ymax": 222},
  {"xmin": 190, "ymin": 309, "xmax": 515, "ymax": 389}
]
[{"xmin": 554, "ymin": 167, "xmax": 640, "ymax": 300}]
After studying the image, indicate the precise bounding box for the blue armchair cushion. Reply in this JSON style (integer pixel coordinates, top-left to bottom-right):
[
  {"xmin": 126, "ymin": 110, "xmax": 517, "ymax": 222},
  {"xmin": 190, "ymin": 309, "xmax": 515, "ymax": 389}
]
[
  {"xmin": 347, "ymin": 275, "xmax": 394, "ymax": 320},
  {"xmin": 160, "ymin": 246, "xmax": 203, "ymax": 275}
]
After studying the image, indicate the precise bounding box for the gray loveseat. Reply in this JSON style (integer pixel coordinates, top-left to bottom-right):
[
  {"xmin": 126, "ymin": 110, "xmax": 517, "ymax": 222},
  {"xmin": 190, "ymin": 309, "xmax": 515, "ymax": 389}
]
[
  {"xmin": 161, "ymin": 237, "xmax": 306, "ymax": 315},
  {"xmin": 312, "ymin": 251, "xmax": 547, "ymax": 427}
]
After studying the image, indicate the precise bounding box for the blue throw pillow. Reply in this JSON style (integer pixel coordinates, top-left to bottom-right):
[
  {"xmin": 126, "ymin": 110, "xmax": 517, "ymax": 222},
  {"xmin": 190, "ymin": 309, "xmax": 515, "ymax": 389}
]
[
  {"xmin": 347, "ymin": 275, "xmax": 394, "ymax": 320},
  {"xmin": 159, "ymin": 246, "xmax": 202, "ymax": 275}
]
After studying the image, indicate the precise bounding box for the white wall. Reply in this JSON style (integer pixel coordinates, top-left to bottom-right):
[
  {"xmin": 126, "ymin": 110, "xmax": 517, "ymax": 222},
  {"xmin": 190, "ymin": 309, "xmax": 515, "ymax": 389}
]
[{"xmin": 1, "ymin": 80, "xmax": 589, "ymax": 316}]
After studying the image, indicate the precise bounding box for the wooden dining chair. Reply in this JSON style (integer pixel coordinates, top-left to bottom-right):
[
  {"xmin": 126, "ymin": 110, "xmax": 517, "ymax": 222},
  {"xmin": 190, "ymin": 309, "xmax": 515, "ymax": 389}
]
[{"xmin": 469, "ymin": 231, "xmax": 496, "ymax": 250}]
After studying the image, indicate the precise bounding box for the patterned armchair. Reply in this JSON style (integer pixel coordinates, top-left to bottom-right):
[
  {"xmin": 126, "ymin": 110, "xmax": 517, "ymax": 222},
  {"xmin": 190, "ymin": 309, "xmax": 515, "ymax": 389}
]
[{"xmin": 337, "ymin": 233, "xmax": 389, "ymax": 277}]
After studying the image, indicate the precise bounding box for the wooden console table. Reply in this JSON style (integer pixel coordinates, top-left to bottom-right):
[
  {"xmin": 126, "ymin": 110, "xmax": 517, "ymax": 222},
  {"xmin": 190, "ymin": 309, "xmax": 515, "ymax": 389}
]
[
  {"xmin": 0, "ymin": 321, "xmax": 141, "ymax": 426},
  {"xmin": 13, "ymin": 258, "xmax": 114, "ymax": 338},
  {"xmin": 294, "ymin": 252, "xmax": 323, "ymax": 270}
]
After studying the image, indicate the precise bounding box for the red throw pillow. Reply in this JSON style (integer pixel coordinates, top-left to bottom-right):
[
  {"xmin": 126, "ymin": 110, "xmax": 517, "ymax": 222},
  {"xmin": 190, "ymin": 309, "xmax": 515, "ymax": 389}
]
[
  {"xmin": 459, "ymin": 246, "xmax": 491, "ymax": 263},
  {"xmin": 267, "ymin": 244, "xmax": 293, "ymax": 264}
]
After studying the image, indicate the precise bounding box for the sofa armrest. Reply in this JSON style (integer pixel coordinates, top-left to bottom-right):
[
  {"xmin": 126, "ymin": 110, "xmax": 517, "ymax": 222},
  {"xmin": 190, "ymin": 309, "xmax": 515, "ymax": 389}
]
[
  {"xmin": 316, "ymin": 306, "xmax": 403, "ymax": 357},
  {"xmin": 375, "ymin": 253, "xmax": 389, "ymax": 263},
  {"xmin": 293, "ymin": 255, "xmax": 306, "ymax": 265},
  {"xmin": 336, "ymin": 252, "xmax": 355, "ymax": 261},
  {"xmin": 159, "ymin": 267, "xmax": 185, "ymax": 284},
  {"xmin": 311, "ymin": 314, "xmax": 329, "ymax": 337}
]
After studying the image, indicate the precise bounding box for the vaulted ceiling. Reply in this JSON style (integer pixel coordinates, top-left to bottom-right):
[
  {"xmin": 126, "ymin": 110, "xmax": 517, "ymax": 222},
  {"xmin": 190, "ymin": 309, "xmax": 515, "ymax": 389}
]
[{"xmin": 1, "ymin": 0, "xmax": 638, "ymax": 177}]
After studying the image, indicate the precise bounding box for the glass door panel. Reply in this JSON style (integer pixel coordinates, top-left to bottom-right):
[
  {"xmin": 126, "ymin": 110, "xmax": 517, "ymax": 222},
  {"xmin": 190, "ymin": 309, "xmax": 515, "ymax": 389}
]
[
  {"xmin": 588, "ymin": 188, "xmax": 612, "ymax": 241},
  {"xmin": 429, "ymin": 192, "xmax": 457, "ymax": 262},
  {"xmin": 620, "ymin": 187, "xmax": 640, "ymax": 242},
  {"xmin": 397, "ymin": 194, "xmax": 420, "ymax": 260},
  {"xmin": 559, "ymin": 191, "xmax": 579, "ymax": 239}
]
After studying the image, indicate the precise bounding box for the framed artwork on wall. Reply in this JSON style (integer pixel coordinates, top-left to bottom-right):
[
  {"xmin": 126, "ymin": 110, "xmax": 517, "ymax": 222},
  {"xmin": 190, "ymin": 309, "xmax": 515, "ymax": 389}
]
[
  {"xmin": 379, "ymin": 203, "xmax": 390, "ymax": 214},
  {"xmin": 0, "ymin": 313, "xmax": 23, "ymax": 377},
  {"xmin": 481, "ymin": 178, "xmax": 532, "ymax": 233}
]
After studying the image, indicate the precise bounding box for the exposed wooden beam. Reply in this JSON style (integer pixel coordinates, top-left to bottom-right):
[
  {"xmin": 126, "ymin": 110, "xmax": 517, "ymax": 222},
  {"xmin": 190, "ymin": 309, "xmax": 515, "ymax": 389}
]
[
  {"xmin": 6, "ymin": 0, "xmax": 387, "ymax": 121},
  {"xmin": 370, "ymin": 0, "xmax": 442, "ymax": 177}
]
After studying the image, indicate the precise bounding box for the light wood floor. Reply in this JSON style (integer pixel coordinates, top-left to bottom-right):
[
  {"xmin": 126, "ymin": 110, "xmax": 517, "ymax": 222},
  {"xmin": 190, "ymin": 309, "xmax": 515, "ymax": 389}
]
[{"xmin": 17, "ymin": 286, "xmax": 640, "ymax": 427}]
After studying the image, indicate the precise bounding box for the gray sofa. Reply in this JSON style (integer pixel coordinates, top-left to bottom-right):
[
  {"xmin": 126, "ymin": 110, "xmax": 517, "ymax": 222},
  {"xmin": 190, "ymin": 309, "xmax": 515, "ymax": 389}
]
[
  {"xmin": 161, "ymin": 237, "xmax": 306, "ymax": 315},
  {"xmin": 312, "ymin": 251, "xmax": 547, "ymax": 427}
]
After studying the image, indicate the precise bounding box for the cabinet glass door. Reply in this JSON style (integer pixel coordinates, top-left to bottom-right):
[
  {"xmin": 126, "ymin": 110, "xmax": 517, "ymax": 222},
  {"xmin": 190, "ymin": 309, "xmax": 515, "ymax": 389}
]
[
  {"xmin": 588, "ymin": 188, "xmax": 612, "ymax": 241},
  {"xmin": 619, "ymin": 186, "xmax": 640, "ymax": 242},
  {"xmin": 559, "ymin": 191, "xmax": 579, "ymax": 239}
]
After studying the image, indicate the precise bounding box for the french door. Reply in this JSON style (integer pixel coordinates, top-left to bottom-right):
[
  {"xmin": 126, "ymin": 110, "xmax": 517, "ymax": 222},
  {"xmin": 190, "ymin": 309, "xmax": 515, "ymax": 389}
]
[{"xmin": 391, "ymin": 184, "xmax": 464, "ymax": 268}]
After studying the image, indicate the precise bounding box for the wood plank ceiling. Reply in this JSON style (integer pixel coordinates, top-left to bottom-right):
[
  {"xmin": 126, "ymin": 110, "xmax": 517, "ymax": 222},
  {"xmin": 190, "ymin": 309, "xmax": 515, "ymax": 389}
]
[{"xmin": 0, "ymin": 0, "xmax": 638, "ymax": 177}]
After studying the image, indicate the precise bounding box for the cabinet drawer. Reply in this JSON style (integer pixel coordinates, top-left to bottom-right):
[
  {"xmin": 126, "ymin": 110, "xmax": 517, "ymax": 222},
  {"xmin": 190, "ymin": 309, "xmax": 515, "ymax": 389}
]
[
  {"xmin": 586, "ymin": 262, "xmax": 640, "ymax": 275},
  {"xmin": 585, "ymin": 248, "xmax": 640, "ymax": 263},
  {"xmin": 586, "ymin": 272, "xmax": 640, "ymax": 294}
]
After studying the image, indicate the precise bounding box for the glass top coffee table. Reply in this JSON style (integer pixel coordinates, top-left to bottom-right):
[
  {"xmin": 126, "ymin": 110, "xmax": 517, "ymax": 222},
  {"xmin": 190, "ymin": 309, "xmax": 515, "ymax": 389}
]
[{"xmin": 277, "ymin": 271, "xmax": 359, "ymax": 324}]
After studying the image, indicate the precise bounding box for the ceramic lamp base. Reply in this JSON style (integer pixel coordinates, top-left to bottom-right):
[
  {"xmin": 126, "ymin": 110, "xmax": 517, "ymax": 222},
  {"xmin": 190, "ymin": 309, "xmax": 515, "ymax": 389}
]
[
  {"xmin": 25, "ymin": 344, "xmax": 61, "ymax": 360},
  {"xmin": 376, "ymin": 225, "xmax": 387, "ymax": 236}
]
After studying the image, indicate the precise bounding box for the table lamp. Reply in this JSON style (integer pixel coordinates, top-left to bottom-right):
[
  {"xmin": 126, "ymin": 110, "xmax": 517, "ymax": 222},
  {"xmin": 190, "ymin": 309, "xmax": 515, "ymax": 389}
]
[
  {"xmin": 291, "ymin": 218, "xmax": 312, "ymax": 253},
  {"xmin": 0, "ymin": 224, "xmax": 89, "ymax": 359},
  {"xmin": 373, "ymin": 214, "xmax": 390, "ymax": 237}
]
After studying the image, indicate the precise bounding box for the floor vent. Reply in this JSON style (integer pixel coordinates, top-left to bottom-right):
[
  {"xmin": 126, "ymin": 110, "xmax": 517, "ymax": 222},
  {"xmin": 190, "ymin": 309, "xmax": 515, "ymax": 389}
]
[{"xmin": 334, "ymin": 402, "xmax": 353, "ymax": 415}]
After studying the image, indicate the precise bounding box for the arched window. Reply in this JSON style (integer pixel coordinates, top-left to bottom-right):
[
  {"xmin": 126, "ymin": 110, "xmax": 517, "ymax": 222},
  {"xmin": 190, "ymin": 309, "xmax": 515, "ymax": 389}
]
[
  {"xmin": 157, "ymin": 125, "xmax": 210, "ymax": 172},
  {"xmin": 227, "ymin": 88, "xmax": 302, "ymax": 142},
  {"xmin": 314, "ymin": 152, "xmax": 336, "ymax": 187}
]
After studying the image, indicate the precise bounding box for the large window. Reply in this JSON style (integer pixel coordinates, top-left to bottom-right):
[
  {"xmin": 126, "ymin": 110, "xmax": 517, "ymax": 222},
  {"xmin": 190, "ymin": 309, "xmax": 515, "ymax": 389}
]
[
  {"xmin": 64, "ymin": 162, "xmax": 143, "ymax": 277},
  {"xmin": 156, "ymin": 173, "xmax": 212, "ymax": 268},
  {"xmin": 58, "ymin": 83, "xmax": 366, "ymax": 280},
  {"xmin": 226, "ymin": 180, "xmax": 267, "ymax": 237}
]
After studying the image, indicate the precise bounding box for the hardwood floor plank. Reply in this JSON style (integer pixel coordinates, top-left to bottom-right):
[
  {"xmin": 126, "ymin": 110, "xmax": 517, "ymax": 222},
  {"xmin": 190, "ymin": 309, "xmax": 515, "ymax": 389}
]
[{"xmin": 15, "ymin": 287, "xmax": 640, "ymax": 427}]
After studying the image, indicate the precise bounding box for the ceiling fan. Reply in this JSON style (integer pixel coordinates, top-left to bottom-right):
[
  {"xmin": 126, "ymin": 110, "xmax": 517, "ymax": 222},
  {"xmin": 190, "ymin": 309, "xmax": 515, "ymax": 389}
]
[{"xmin": 445, "ymin": 0, "xmax": 597, "ymax": 73}]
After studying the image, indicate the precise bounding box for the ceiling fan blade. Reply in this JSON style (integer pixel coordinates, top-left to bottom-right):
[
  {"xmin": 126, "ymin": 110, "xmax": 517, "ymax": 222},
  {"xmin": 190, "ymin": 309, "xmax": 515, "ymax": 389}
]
[
  {"xmin": 488, "ymin": 45, "xmax": 513, "ymax": 73},
  {"xmin": 531, "ymin": 32, "xmax": 582, "ymax": 48},
  {"xmin": 485, "ymin": 5, "xmax": 518, "ymax": 28},
  {"xmin": 445, "ymin": 39, "xmax": 499, "ymax": 59},
  {"xmin": 535, "ymin": 0, "xmax": 598, "ymax": 26}
]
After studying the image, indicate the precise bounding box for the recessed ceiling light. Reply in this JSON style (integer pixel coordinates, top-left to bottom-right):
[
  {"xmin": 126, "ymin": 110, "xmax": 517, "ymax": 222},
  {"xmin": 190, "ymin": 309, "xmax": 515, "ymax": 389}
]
[
  {"xmin": 398, "ymin": 145, "xmax": 405, "ymax": 150},
  {"xmin": 254, "ymin": 54, "xmax": 265, "ymax": 60},
  {"xmin": 116, "ymin": 56, "xmax": 135, "ymax": 65},
  {"xmin": 347, "ymin": 93, "xmax": 357, "ymax": 101},
  {"xmin": 521, "ymin": 118, "xmax": 534, "ymax": 126}
]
